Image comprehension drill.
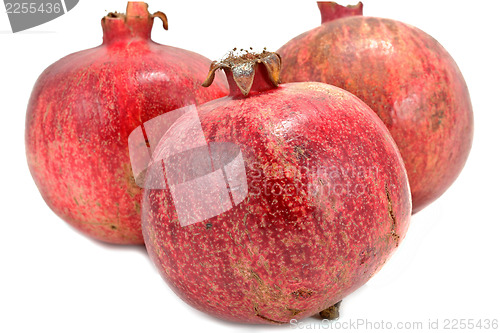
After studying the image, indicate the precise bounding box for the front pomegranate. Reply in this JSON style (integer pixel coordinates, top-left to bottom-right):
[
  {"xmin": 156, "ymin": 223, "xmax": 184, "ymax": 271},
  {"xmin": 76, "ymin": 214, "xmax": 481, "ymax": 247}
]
[
  {"xmin": 25, "ymin": 2, "xmax": 228, "ymax": 244},
  {"xmin": 142, "ymin": 51, "xmax": 411, "ymax": 324}
]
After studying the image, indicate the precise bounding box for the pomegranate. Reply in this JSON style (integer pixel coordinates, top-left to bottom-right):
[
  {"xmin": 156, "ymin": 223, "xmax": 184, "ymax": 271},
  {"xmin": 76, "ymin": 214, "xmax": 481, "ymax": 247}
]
[
  {"xmin": 142, "ymin": 51, "xmax": 411, "ymax": 323},
  {"xmin": 278, "ymin": 2, "xmax": 474, "ymax": 213},
  {"xmin": 25, "ymin": 2, "xmax": 228, "ymax": 244}
]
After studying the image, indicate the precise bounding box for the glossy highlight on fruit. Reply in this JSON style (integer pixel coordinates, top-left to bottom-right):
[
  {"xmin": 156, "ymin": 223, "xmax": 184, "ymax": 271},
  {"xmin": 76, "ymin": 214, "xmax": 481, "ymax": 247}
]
[
  {"xmin": 142, "ymin": 51, "xmax": 411, "ymax": 324},
  {"xmin": 25, "ymin": 2, "xmax": 228, "ymax": 244},
  {"xmin": 278, "ymin": 2, "xmax": 473, "ymax": 213}
]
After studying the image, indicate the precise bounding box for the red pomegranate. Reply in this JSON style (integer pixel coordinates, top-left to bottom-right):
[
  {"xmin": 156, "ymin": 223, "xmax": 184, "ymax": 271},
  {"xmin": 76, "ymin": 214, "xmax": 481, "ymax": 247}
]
[
  {"xmin": 25, "ymin": 2, "xmax": 228, "ymax": 244},
  {"xmin": 278, "ymin": 2, "xmax": 473, "ymax": 213},
  {"xmin": 142, "ymin": 51, "xmax": 411, "ymax": 323}
]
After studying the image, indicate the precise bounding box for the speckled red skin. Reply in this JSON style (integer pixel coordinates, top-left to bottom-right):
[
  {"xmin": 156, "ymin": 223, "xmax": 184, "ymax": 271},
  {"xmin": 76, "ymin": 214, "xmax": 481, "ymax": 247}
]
[
  {"xmin": 25, "ymin": 4, "xmax": 228, "ymax": 244},
  {"xmin": 142, "ymin": 64, "xmax": 411, "ymax": 324},
  {"xmin": 278, "ymin": 4, "xmax": 473, "ymax": 213}
]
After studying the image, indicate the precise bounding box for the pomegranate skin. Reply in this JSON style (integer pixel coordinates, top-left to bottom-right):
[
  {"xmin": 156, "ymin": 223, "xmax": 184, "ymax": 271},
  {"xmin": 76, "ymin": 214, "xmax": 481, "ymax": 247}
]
[
  {"xmin": 142, "ymin": 55, "xmax": 411, "ymax": 323},
  {"xmin": 278, "ymin": 3, "xmax": 473, "ymax": 213},
  {"xmin": 25, "ymin": 3, "xmax": 228, "ymax": 244}
]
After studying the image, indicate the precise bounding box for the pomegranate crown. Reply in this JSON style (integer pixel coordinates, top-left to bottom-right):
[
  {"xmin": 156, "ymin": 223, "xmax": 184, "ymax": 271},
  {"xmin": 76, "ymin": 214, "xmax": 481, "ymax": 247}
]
[
  {"xmin": 105, "ymin": 2, "xmax": 168, "ymax": 29},
  {"xmin": 101, "ymin": 2, "xmax": 168, "ymax": 43},
  {"xmin": 202, "ymin": 50, "xmax": 282, "ymax": 96},
  {"xmin": 317, "ymin": 2, "xmax": 363, "ymax": 23}
]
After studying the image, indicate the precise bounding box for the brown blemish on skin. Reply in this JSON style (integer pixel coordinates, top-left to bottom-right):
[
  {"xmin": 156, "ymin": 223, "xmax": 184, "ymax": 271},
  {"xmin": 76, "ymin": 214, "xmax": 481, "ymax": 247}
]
[
  {"xmin": 253, "ymin": 305, "xmax": 287, "ymax": 324},
  {"xmin": 431, "ymin": 108, "xmax": 445, "ymax": 131},
  {"xmin": 293, "ymin": 145, "xmax": 310, "ymax": 160},
  {"xmin": 134, "ymin": 201, "xmax": 141, "ymax": 214},
  {"xmin": 291, "ymin": 288, "xmax": 314, "ymax": 299},
  {"xmin": 250, "ymin": 269, "xmax": 264, "ymax": 285},
  {"xmin": 385, "ymin": 184, "xmax": 400, "ymax": 246},
  {"xmin": 359, "ymin": 250, "xmax": 367, "ymax": 265},
  {"xmin": 110, "ymin": 225, "xmax": 118, "ymax": 230},
  {"xmin": 287, "ymin": 308, "xmax": 304, "ymax": 317}
]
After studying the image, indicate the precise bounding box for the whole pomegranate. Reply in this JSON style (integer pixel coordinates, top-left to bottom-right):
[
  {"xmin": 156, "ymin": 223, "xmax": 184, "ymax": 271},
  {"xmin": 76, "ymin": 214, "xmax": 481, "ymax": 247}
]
[
  {"xmin": 278, "ymin": 2, "xmax": 473, "ymax": 213},
  {"xmin": 142, "ymin": 51, "xmax": 411, "ymax": 323},
  {"xmin": 25, "ymin": 2, "xmax": 228, "ymax": 244}
]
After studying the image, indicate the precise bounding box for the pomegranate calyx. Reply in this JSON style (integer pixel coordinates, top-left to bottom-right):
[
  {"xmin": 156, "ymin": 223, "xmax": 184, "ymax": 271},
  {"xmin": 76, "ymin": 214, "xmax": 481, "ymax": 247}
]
[
  {"xmin": 203, "ymin": 51, "xmax": 282, "ymax": 96},
  {"xmin": 103, "ymin": 2, "xmax": 168, "ymax": 29},
  {"xmin": 124, "ymin": 1, "xmax": 168, "ymax": 30},
  {"xmin": 317, "ymin": 2, "xmax": 363, "ymax": 24},
  {"xmin": 101, "ymin": 2, "xmax": 168, "ymax": 43}
]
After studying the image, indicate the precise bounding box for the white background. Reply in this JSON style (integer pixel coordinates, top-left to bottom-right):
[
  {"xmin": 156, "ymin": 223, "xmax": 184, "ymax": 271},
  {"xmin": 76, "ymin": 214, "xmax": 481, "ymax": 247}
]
[{"xmin": 1, "ymin": 1, "xmax": 499, "ymax": 332}]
